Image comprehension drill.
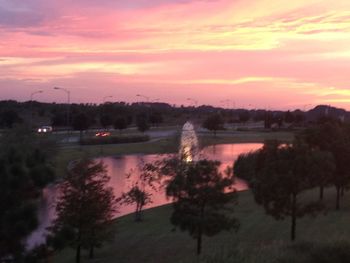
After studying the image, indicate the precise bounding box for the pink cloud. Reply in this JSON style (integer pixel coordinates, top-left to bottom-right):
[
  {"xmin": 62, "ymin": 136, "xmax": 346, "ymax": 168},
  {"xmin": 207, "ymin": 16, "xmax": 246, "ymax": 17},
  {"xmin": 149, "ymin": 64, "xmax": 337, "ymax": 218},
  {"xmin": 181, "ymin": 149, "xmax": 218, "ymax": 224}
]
[{"xmin": 1, "ymin": 0, "xmax": 350, "ymax": 109}]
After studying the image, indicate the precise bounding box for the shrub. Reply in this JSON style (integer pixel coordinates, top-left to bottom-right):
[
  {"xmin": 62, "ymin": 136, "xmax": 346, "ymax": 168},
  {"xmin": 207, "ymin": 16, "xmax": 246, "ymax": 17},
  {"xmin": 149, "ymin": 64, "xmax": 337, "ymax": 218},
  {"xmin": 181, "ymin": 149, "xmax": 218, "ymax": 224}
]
[{"xmin": 80, "ymin": 135, "xmax": 150, "ymax": 145}]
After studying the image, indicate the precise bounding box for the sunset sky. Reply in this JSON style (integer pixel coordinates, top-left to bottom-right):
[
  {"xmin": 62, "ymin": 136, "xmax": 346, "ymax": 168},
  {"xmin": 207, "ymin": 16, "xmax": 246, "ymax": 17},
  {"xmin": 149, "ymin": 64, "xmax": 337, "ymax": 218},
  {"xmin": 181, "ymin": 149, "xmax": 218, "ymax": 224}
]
[{"xmin": 1, "ymin": 0, "xmax": 350, "ymax": 109}]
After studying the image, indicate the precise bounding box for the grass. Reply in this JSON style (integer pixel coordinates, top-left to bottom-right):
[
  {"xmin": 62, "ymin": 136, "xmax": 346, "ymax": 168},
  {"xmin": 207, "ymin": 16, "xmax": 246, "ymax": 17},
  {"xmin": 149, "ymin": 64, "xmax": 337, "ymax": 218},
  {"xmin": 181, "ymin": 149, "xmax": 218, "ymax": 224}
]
[
  {"xmin": 53, "ymin": 136, "xmax": 180, "ymax": 177},
  {"xmin": 54, "ymin": 187, "xmax": 350, "ymax": 263},
  {"xmin": 199, "ymin": 130, "xmax": 294, "ymax": 148},
  {"xmin": 80, "ymin": 134, "xmax": 150, "ymax": 145},
  {"xmin": 54, "ymin": 129, "xmax": 350, "ymax": 263}
]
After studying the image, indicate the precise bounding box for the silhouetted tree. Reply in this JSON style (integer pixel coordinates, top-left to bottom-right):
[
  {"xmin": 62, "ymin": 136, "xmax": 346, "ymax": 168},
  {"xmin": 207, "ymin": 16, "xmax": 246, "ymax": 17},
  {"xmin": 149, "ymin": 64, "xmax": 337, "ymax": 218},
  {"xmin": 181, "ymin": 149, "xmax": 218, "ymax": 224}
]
[
  {"xmin": 118, "ymin": 162, "xmax": 158, "ymax": 221},
  {"xmin": 264, "ymin": 111, "xmax": 272, "ymax": 129},
  {"xmin": 0, "ymin": 109, "xmax": 22, "ymax": 128},
  {"xmin": 136, "ymin": 114, "xmax": 150, "ymax": 133},
  {"xmin": 274, "ymin": 113, "xmax": 284, "ymax": 128},
  {"xmin": 149, "ymin": 111, "xmax": 163, "ymax": 126},
  {"xmin": 301, "ymin": 123, "xmax": 350, "ymax": 209},
  {"xmin": 202, "ymin": 113, "xmax": 224, "ymax": 136},
  {"xmin": 126, "ymin": 114, "xmax": 133, "ymax": 126},
  {"xmin": 119, "ymin": 185, "xmax": 151, "ymax": 222},
  {"xmin": 238, "ymin": 111, "xmax": 250, "ymax": 123},
  {"xmin": 166, "ymin": 159, "xmax": 239, "ymax": 254},
  {"xmin": 284, "ymin": 111, "xmax": 295, "ymax": 123},
  {"xmin": 0, "ymin": 128, "xmax": 55, "ymax": 261},
  {"xmin": 295, "ymin": 112, "xmax": 305, "ymax": 123},
  {"xmin": 235, "ymin": 141, "xmax": 325, "ymax": 241},
  {"xmin": 48, "ymin": 159, "xmax": 116, "ymax": 263},
  {"xmin": 72, "ymin": 113, "xmax": 90, "ymax": 141},
  {"xmin": 308, "ymin": 151, "xmax": 336, "ymax": 200},
  {"xmin": 100, "ymin": 114, "xmax": 113, "ymax": 129},
  {"xmin": 51, "ymin": 112, "xmax": 66, "ymax": 127},
  {"xmin": 113, "ymin": 117, "xmax": 128, "ymax": 133}
]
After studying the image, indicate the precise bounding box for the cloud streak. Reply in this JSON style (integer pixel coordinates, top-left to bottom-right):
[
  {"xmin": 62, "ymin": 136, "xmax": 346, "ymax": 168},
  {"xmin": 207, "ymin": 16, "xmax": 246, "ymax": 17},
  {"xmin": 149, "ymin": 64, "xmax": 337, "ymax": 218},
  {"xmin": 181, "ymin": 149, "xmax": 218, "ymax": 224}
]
[{"xmin": 0, "ymin": 0, "xmax": 350, "ymax": 109}]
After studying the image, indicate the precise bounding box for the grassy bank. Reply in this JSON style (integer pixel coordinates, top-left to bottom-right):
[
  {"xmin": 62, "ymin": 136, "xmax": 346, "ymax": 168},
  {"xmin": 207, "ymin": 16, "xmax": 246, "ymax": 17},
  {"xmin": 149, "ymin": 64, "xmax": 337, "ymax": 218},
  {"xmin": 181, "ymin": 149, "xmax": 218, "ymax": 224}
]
[
  {"xmin": 54, "ymin": 186, "xmax": 350, "ymax": 263},
  {"xmin": 54, "ymin": 136, "xmax": 179, "ymax": 176},
  {"xmin": 80, "ymin": 134, "xmax": 150, "ymax": 146},
  {"xmin": 199, "ymin": 131, "xmax": 294, "ymax": 148}
]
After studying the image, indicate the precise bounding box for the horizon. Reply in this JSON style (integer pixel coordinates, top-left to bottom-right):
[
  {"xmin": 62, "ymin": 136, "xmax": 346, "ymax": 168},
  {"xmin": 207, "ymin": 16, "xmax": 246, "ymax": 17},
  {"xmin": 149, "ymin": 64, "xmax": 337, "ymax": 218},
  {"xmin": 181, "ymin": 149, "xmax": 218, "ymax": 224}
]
[
  {"xmin": 1, "ymin": 99, "xmax": 343, "ymax": 113},
  {"xmin": 1, "ymin": 0, "xmax": 350, "ymax": 109}
]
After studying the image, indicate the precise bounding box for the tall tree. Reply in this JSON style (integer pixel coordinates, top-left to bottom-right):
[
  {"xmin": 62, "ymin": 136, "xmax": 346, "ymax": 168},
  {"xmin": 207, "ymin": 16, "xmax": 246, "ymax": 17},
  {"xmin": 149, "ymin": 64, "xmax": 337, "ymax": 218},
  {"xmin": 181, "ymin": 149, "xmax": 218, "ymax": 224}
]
[
  {"xmin": 0, "ymin": 109, "xmax": 22, "ymax": 128},
  {"xmin": 202, "ymin": 113, "xmax": 224, "ymax": 136},
  {"xmin": 72, "ymin": 113, "xmax": 90, "ymax": 141},
  {"xmin": 51, "ymin": 112, "xmax": 66, "ymax": 127},
  {"xmin": 0, "ymin": 127, "xmax": 56, "ymax": 261},
  {"xmin": 308, "ymin": 150, "xmax": 336, "ymax": 200},
  {"xmin": 100, "ymin": 114, "xmax": 113, "ymax": 129},
  {"xmin": 165, "ymin": 159, "xmax": 239, "ymax": 254},
  {"xmin": 113, "ymin": 117, "xmax": 128, "ymax": 133},
  {"xmin": 48, "ymin": 159, "xmax": 116, "ymax": 263},
  {"xmin": 118, "ymin": 162, "xmax": 158, "ymax": 221},
  {"xmin": 235, "ymin": 141, "xmax": 326, "ymax": 241},
  {"xmin": 136, "ymin": 114, "xmax": 150, "ymax": 133},
  {"xmin": 149, "ymin": 111, "xmax": 163, "ymax": 127},
  {"xmin": 119, "ymin": 185, "xmax": 152, "ymax": 222},
  {"xmin": 238, "ymin": 110, "xmax": 250, "ymax": 123},
  {"xmin": 264, "ymin": 111, "xmax": 272, "ymax": 129},
  {"xmin": 284, "ymin": 111, "xmax": 295, "ymax": 124},
  {"xmin": 300, "ymin": 123, "xmax": 350, "ymax": 209}
]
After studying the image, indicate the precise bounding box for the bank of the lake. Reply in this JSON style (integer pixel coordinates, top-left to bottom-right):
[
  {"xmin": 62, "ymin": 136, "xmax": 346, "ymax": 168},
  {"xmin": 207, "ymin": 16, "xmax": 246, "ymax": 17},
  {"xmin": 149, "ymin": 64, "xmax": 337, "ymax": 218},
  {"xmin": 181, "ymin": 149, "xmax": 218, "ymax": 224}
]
[
  {"xmin": 54, "ymin": 130, "xmax": 294, "ymax": 176},
  {"xmin": 54, "ymin": 186, "xmax": 350, "ymax": 263},
  {"xmin": 29, "ymin": 143, "xmax": 262, "ymax": 248}
]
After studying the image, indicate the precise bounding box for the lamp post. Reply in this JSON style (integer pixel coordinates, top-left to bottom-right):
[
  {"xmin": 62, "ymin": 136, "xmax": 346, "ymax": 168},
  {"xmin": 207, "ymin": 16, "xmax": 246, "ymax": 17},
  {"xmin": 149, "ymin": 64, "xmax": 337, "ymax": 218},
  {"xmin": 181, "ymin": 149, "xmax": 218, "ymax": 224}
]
[
  {"xmin": 136, "ymin": 94, "xmax": 150, "ymax": 103},
  {"xmin": 30, "ymin": 90, "xmax": 43, "ymax": 130},
  {"xmin": 103, "ymin": 95, "xmax": 113, "ymax": 104},
  {"xmin": 53, "ymin": 87, "xmax": 70, "ymax": 130},
  {"xmin": 101, "ymin": 95, "xmax": 113, "ymax": 129},
  {"xmin": 221, "ymin": 99, "xmax": 234, "ymax": 109},
  {"xmin": 187, "ymin": 98, "xmax": 198, "ymax": 107}
]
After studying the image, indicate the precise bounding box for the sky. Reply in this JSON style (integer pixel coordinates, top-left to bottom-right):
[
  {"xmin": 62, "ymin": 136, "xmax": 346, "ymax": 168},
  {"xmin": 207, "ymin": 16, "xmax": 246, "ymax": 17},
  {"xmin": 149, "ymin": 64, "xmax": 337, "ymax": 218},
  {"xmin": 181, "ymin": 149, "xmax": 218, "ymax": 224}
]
[{"xmin": 0, "ymin": 0, "xmax": 350, "ymax": 110}]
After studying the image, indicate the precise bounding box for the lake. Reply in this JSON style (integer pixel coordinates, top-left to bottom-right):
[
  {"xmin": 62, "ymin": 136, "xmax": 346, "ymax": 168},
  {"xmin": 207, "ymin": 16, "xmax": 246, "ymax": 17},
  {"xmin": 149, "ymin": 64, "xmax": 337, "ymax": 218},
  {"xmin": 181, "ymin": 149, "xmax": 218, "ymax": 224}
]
[{"xmin": 27, "ymin": 143, "xmax": 262, "ymax": 249}]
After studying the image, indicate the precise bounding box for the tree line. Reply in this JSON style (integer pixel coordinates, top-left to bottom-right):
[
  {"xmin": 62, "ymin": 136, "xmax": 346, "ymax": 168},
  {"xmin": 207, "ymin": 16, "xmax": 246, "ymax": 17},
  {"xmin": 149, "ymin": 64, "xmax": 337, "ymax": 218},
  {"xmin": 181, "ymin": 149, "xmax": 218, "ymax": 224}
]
[
  {"xmin": 0, "ymin": 127, "xmax": 57, "ymax": 262},
  {"xmin": 2, "ymin": 100, "xmax": 339, "ymax": 131}
]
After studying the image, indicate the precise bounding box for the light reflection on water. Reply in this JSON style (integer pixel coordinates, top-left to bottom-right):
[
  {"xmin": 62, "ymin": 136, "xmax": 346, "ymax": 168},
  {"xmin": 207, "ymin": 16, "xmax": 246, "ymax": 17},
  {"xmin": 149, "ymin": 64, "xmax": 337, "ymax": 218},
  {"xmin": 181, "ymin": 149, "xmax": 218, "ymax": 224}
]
[{"xmin": 27, "ymin": 143, "xmax": 262, "ymax": 249}]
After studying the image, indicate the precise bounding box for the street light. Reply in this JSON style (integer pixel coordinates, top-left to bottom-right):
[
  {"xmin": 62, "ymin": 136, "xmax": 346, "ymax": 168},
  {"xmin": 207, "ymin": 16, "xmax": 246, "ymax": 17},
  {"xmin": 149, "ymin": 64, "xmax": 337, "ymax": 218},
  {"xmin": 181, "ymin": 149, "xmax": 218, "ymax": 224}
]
[
  {"xmin": 187, "ymin": 98, "xmax": 198, "ymax": 107},
  {"xmin": 30, "ymin": 90, "xmax": 43, "ymax": 129},
  {"xmin": 103, "ymin": 95, "xmax": 113, "ymax": 103},
  {"xmin": 53, "ymin": 86, "xmax": 71, "ymax": 129},
  {"xmin": 136, "ymin": 94, "xmax": 150, "ymax": 103},
  {"xmin": 221, "ymin": 99, "xmax": 233, "ymax": 109}
]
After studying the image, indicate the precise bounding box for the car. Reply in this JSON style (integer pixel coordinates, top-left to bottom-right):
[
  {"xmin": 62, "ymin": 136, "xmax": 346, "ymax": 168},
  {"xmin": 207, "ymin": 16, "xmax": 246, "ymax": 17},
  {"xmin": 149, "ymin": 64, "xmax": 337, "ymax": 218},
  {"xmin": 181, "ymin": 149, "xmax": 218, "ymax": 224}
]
[
  {"xmin": 37, "ymin": 126, "xmax": 53, "ymax": 133},
  {"xmin": 95, "ymin": 131, "xmax": 111, "ymax": 137}
]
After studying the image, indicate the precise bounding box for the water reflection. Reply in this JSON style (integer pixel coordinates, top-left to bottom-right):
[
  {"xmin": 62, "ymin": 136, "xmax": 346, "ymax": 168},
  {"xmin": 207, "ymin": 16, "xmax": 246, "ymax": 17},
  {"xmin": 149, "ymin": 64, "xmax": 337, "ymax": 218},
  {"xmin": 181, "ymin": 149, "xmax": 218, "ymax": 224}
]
[{"xmin": 27, "ymin": 143, "xmax": 262, "ymax": 248}]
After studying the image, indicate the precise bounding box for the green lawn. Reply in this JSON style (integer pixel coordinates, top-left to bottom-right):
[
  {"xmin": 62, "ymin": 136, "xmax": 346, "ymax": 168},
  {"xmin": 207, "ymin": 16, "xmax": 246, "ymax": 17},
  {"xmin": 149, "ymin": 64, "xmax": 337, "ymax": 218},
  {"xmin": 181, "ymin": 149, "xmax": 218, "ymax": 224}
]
[
  {"xmin": 199, "ymin": 131, "xmax": 294, "ymax": 148},
  {"xmin": 51, "ymin": 130, "xmax": 350, "ymax": 263},
  {"xmin": 54, "ymin": 187, "xmax": 350, "ymax": 263}
]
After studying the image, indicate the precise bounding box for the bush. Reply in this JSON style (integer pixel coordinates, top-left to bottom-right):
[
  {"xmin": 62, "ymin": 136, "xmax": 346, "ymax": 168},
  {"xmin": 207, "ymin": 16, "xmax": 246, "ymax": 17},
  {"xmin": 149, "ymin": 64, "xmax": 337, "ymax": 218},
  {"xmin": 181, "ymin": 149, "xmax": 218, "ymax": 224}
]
[{"xmin": 80, "ymin": 134, "xmax": 150, "ymax": 145}]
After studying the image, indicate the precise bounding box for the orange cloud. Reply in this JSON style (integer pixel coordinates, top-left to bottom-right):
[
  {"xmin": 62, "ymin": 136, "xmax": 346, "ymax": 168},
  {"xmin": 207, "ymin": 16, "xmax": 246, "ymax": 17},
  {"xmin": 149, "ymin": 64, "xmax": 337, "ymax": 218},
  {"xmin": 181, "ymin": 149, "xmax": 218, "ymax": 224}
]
[{"xmin": 1, "ymin": 0, "xmax": 350, "ymax": 109}]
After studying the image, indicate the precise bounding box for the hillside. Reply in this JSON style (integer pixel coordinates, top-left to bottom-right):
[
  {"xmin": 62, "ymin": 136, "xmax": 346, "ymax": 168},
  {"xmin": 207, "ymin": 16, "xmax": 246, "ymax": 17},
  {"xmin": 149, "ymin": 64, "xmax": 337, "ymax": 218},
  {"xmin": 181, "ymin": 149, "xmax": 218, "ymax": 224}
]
[{"xmin": 54, "ymin": 187, "xmax": 350, "ymax": 263}]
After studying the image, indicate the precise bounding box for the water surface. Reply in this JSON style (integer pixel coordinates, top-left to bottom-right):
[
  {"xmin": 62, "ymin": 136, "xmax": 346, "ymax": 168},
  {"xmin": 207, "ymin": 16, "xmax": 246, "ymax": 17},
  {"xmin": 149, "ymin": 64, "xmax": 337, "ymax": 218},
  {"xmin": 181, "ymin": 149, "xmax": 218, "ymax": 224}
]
[{"xmin": 27, "ymin": 143, "xmax": 262, "ymax": 248}]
